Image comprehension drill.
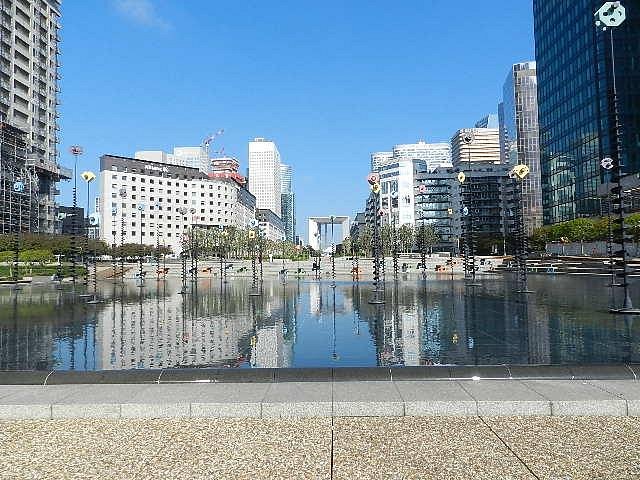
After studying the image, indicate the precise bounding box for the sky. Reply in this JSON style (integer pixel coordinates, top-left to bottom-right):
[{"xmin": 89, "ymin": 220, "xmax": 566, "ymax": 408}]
[{"xmin": 58, "ymin": 0, "xmax": 535, "ymax": 242}]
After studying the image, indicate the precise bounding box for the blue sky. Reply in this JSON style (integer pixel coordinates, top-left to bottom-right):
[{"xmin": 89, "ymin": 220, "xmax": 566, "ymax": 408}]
[{"xmin": 58, "ymin": 0, "xmax": 534, "ymax": 241}]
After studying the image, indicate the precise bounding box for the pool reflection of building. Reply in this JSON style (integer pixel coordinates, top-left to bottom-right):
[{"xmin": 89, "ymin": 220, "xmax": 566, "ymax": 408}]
[{"xmin": 97, "ymin": 281, "xmax": 299, "ymax": 370}]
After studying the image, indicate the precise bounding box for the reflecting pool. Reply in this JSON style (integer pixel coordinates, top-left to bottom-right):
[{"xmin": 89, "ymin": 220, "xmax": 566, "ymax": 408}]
[{"xmin": 0, "ymin": 275, "xmax": 639, "ymax": 370}]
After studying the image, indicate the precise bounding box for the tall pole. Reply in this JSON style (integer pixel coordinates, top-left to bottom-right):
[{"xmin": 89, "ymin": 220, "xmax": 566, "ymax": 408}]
[
  {"xmin": 69, "ymin": 146, "xmax": 83, "ymax": 285},
  {"xmin": 594, "ymin": 2, "xmax": 637, "ymax": 313},
  {"xmin": 137, "ymin": 203, "xmax": 145, "ymax": 286},
  {"xmin": 368, "ymin": 173, "xmax": 384, "ymax": 304},
  {"xmin": 330, "ymin": 215, "xmax": 336, "ymax": 287}
]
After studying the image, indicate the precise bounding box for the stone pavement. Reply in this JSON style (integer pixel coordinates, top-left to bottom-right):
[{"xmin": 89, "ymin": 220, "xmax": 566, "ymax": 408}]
[{"xmin": 1, "ymin": 416, "xmax": 639, "ymax": 479}]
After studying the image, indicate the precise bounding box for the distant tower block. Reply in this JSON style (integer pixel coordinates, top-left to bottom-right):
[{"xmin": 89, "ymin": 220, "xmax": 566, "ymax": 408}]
[{"xmin": 308, "ymin": 216, "xmax": 350, "ymax": 251}]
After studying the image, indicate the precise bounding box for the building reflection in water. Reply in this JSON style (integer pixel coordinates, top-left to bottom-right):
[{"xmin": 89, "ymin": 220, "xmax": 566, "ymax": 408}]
[{"xmin": 0, "ymin": 275, "xmax": 638, "ymax": 370}]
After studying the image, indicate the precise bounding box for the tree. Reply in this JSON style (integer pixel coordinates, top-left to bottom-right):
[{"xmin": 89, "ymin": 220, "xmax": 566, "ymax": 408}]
[
  {"xmin": 358, "ymin": 226, "xmax": 373, "ymax": 256},
  {"xmin": 341, "ymin": 236, "xmax": 352, "ymax": 257},
  {"xmin": 398, "ymin": 225, "xmax": 414, "ymax": 253}
]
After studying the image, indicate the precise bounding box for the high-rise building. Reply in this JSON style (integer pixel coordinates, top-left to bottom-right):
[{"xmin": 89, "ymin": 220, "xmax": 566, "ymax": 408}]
[
  {"xmin": 450, "ymin": 128, "xmax": 501, "ymax": 167},
  {"xmin": 393, "ymin": 140, "xmax": 452, "ymax": 171},
  {"xmin": 370, "ymin": 151, "xmax": 393, "ymax": 172},
  {"xmin": 0, "ymin": 0, "xmax": 68, "ymax": 233},
  {"xmin": 248, "ymin": 138, "xmax": 281, "ymax": 217},
  {"xmin": 475, "ymin": 114, "xmax": 499, "ymax": 129},
  {"xmin": 135, "ymin": 146, "xmax": 208, "ymax": 173},
  {"xmin": 280, "ymin": 163, "xmax": 295, "ymax": 242},
  {"xmin": 534, "ymin": 0, "xmax": 640, "ymax": 224},
  {"xmin": 499, "ymin": 61, "xmax": 542, "ymax": 234}
]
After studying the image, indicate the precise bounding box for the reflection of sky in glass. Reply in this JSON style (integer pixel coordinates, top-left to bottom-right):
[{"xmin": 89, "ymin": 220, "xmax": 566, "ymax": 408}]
[{"xmin": 0, "ymin": 275, "xmax": 639, "ymax": 371}]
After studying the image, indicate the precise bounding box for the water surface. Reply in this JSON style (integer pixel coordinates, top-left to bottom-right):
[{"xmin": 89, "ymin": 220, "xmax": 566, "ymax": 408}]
[{"xmin": 0, "ymin": 275, "xmax": 638, "ymax": 370}]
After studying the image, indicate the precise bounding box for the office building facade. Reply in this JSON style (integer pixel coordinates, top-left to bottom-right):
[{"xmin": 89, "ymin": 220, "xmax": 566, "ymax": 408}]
[
  {"xmin": 135, "ymin": 146, "xmax": 209, "ymax": 174},
  {"xmin": 475, "ymin": 114, "xmax": 499, "ymax": 129},
  {"xmin": 534, "ymin": 0, "xmax": 640, "ymax": 223},
  {"xmin": 370, "ymin": 151, "xmax": 394, "ymax": 173},
  {"xmin": 255, "ymin": 208, "xmax": 285, "ymax": 242},
  {"xmin": 0, "ymin": 0, "xmax": 68, "ymax": 233},
  {"xmin": 99, "ymin": 154, "xmax": 256, "ymax": 255},
  {"xmin": 499, "ymin": 61, "xmax": 542, "ymax": 234},
  {"xmin": 451, "ymin": 128, "xmax": 501, "ymax": 167},
  {"xmin": 280, "ymin": 163, "xmax": 295, "ymax": 242},
  {"xmin": 248, "ymin": 137, "xmax": 281, "ymax": 217}
]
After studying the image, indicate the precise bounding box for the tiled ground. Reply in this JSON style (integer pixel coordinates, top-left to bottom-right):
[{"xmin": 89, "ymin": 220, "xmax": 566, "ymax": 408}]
[{"xmin": 1, "ymin": 417, "xmax": 639, "ymax": 480}]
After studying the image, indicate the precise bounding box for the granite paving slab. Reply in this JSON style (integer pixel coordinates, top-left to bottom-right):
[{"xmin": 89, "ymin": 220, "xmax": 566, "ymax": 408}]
[
  {"xmin": 0, "ymin": 419, "xmax": 179, "ymax": 480},
  {"xmin": 524, "ymin": 380, "xmax": 627, "ymax": 416},
  {"xmin": 394, "ymin": 380, "xmax": 477, "ymax": 416},
  {"xmin": 140, "ymin": 418, "xmax": 332, "ymax": 480},
  {"xmin": 333, "ymin": 380, "xmax": 403, "ymax": 416},
  {"xmin": 459, "ymin": 380, "xmax": 550, "ymax": 416},
  {"xmin": 333, "ymin": 417, "xmax": 535, "ymax": 480},
  {"xmin": 262, "ymin": 381, "xmax": 332, "ymax": 417},
  {"xmin": 485, "ymin": 416, "xmax": 640, "ymax": 479}
]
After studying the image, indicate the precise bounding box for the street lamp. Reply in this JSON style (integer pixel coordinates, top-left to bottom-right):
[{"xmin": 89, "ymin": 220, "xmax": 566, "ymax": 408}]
[
  {"xmin": 118, "ymin": 187, "xmax": 127, "ymax": 283},
  {"xmin": 69, "ymin": 145, "xmax": 83, "ymax": 284},
  {"xmin": 137, "ymin": 203, "xmax": 145, "ymax": 286},
  {"xmin": 11, "ymin": 179, "xmax": 25, "ymax": 289},
  {"xmin": 594, "ymin": 1, "xmax": 639, "ymax": 314},
  {"xmin": 330, "ymin": 215, "xmax": 336, "ymax": 288},
  {"xmin": 80, "ymin": 171, "xmax": 96, "ymax": 294},
  {"xmin": 249, "ymin": 219, "xmax": 261, "ymax": 296},
  {"xmin": 509, "ymin": 164, "xmax": 532, "ymax": 293},
  {"xmin": 367, "ymin": 173, "xmax": 385, "ymax": 305},
  {"xmin": 177, "ymin": 207, "xmax": 189, "ymax": 294}
]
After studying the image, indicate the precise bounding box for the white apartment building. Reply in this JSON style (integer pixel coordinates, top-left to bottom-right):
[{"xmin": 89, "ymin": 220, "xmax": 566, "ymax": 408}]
[
  {"xmin": 256, "ymin": 208, "xmax": 285, "ymax": 242},
  {"xmin": 370, "ymin": 151, "xmax": 394, "ymax": 172},
  {"xmin": 377, "ymin": 159, "xmax": 415, "ymax": 227},
  {"xmin": 0, "ymin": 0, "xmax": 66, "ymax": 233},
  {"xmin": 451, "ymin": 128, "xmax": 501, "ymax": 167},
  {"xmin": 248, "ymin": 137, "xmax": 281, "ymax": 217},
  {"xmin": 371, "ymin": 141, "xmax": 452, "ymax": 174},
  {"xmin": 392, "ymin": 140, "xmax": 452, "ymax": 171},
  {"xmin": 99, "ymin": 154, "xmax": 256, "ymax": 255},
  {"xmin": 135, "ymin": 146, "xmax": 209, "ymax": 173}
]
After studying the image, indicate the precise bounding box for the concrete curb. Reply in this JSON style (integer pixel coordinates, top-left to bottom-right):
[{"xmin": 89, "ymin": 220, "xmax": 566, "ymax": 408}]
[
  {"xmin": 1, "ymin": 364, "xmax": 638, "ymax": 385},
  {"xmin": 0, "ymin": 378, "xmax": 639, "ymax": 420}
]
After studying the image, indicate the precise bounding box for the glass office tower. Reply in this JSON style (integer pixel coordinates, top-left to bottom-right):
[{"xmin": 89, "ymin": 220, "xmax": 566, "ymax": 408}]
[
  {"xmin": 533, "ymin": 0, "xmax": 640, "ymax": 224},
  {"xmin": 499, "ymin": 61, "xmax": 542, "ymax": 234}
]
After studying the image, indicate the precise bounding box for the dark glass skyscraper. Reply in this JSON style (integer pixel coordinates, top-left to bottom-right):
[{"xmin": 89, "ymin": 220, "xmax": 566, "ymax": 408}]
[{"xmin": 534, "ymin": 0, "xmax": 640, "ymax": 224}]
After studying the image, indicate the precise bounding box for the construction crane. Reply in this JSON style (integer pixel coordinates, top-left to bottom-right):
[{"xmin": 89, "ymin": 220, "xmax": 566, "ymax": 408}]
[{"xmin": 202, "ymin": 129, "xmax": 224, "ymax": 159}]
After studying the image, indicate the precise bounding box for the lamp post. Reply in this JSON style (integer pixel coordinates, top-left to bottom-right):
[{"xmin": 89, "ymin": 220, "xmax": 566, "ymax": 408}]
[
  {"xmin": 189, "ymin": 208, "xmax": 198, "ymax": 284},
  {"xmin": 594, "ymin": 1, "xmax": 639, "ymax": 314},
  {"xmin": 118, "ymin": 188, "xmax": 127, "ymax": 283},
  {"xmin": 69, "ymin": 145, "xmax": 83, "ymax": 285},
  {"xmin": 249, "ymin": 220, "xmax": 261, "ymax": 296},
  {"xmin": 111, "ymin": 206, "xmax": 118, "ymax": 287},
  {"xmin": 80, "ymin": 171, "xmax": 96, "ymax": 297},
  {"xmin": 11, "ymin": 179, "xmax": 25, "ymax": 289},
  {"xmin": 177, "ymin": 207, "xmax": 188, "ymax": 294},
  {"xmin": 330, "ymin": 215, "xmax": 336, "ymax": 288},
  {"xmin": 459, "ymin": 132, "xmax": 480, "ymax": 287},
  {"xmin": 137, "ymin": 203, "xmax": 145, "ymax": 286},
  {"xmin": 390, "ymin": 192, "xmax": 399, "ymax": 282},
  {"xmin": 367, "ymin": 173, "xmax": 384, "ymax": 305},
  {"xmin": 509, "ymin": 164, "xmax": 532, "ymax": 293}
]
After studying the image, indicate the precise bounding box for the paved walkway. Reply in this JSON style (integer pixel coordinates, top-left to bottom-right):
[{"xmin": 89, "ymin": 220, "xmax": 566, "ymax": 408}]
[
  {"xmin": 1, "ymin": 378, "xmax": 639, "ymax": 419},
  {"xmin": 1, "ymin": 416, "xmax": 639, "ymax": 479}
]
